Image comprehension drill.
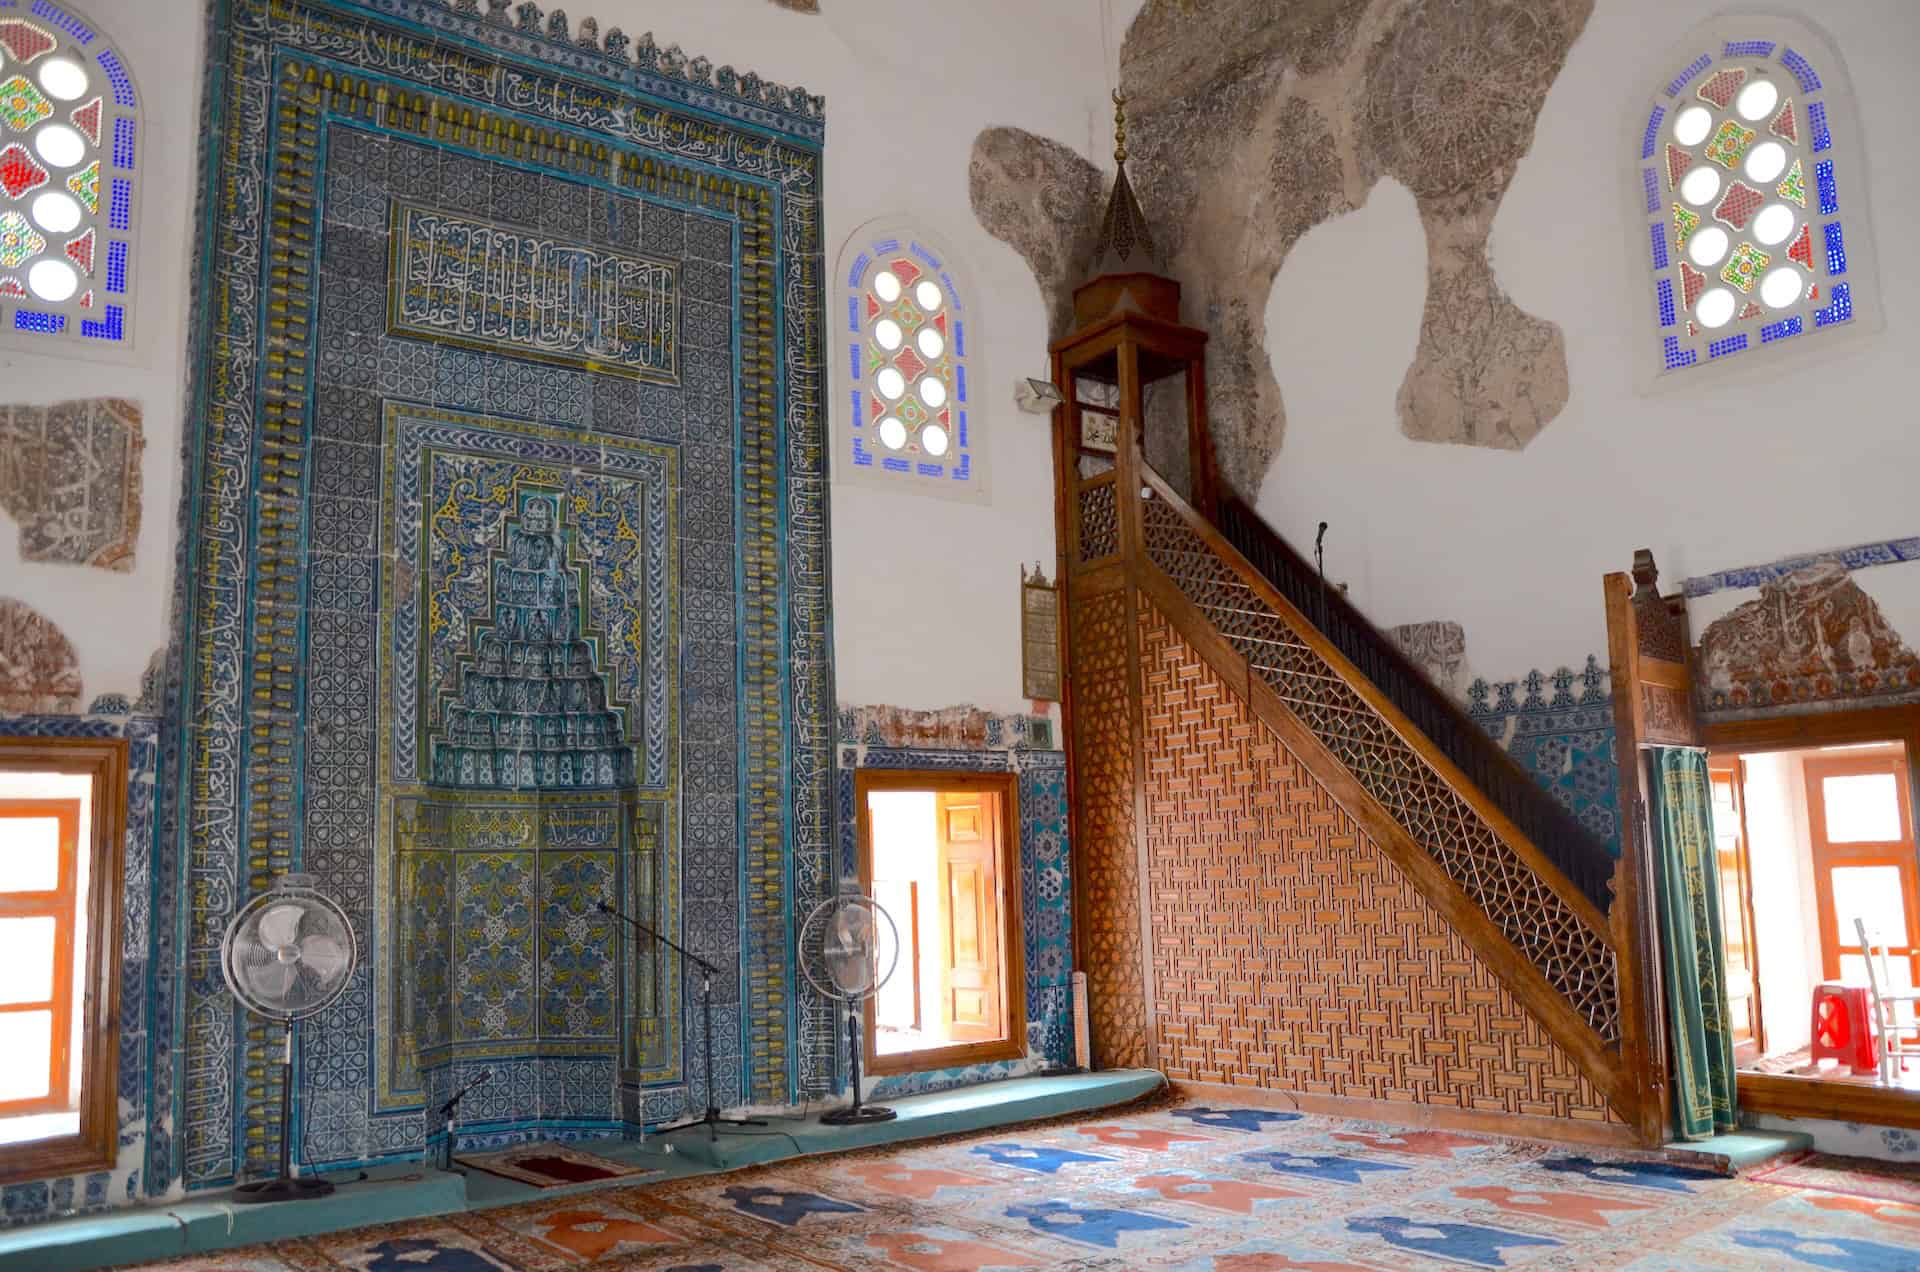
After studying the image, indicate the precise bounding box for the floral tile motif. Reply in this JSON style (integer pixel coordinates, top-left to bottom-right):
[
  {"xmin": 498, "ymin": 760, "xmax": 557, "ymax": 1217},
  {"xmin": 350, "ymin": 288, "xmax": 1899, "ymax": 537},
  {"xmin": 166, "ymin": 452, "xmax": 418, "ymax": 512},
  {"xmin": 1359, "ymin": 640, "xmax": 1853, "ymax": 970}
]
[
  {"xmin": 1719, "ymin": 241, "xmax": 1770, "ymax": 293},
  {"xmin": 1469, "ymin": 657, "xmax": 1620, "ymax": 856},
  {"xmin": 0, "ymin": 74, "xmax": 51, "ymax": 132},
  {"xmin": 1703, "ymin": 119, "xmax": 1756, "ymax": 169},
  {"xmin": 0, "ymin": 208, "xmax": 43, "ymax": 269},
  {"xmin": 1777, "ymin": 158, "xmax": 1807, "ymax": 207}
]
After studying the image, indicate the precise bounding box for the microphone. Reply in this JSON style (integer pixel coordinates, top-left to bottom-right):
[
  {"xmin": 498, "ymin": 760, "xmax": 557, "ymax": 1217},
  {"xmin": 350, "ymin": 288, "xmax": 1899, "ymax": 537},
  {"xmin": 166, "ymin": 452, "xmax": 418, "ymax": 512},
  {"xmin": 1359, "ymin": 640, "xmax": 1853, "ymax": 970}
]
[
  {"xmin": 1315, "ymin": 521, "xmax": 1328, "ymax": 554},
  {"xmin": 441, "ymin": 1068, "xmax": 492, "ymax": 1115}
]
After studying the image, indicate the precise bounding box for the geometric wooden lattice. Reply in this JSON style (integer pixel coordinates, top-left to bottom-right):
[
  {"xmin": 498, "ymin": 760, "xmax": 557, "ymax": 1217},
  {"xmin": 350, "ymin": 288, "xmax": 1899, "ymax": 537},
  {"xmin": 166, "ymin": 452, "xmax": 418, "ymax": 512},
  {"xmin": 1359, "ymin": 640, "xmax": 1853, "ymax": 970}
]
[
  {"xmin": 1141, "ymin": 497, "xmax": 1622, "ymax": 1042},
  {"xmin": 1140, "ymin": 601, "xmax": 1621, "ymax": 1121},
  {"xmin": 1069, "ymin": 587, "xmax": 1150, "ymax": 1068},
  {"xmin": 1077, "ymin": 481, "xmax": 1118, "ymax": 563}
]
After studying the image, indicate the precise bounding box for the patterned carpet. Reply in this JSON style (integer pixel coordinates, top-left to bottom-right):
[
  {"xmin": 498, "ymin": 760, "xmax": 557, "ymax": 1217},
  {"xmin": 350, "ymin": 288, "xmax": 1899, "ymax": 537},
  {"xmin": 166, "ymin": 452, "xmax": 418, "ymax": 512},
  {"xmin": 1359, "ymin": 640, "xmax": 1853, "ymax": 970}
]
[{"xmin": 136, "ymin": 1100, "xmax": 1920, "ymax": 1269}]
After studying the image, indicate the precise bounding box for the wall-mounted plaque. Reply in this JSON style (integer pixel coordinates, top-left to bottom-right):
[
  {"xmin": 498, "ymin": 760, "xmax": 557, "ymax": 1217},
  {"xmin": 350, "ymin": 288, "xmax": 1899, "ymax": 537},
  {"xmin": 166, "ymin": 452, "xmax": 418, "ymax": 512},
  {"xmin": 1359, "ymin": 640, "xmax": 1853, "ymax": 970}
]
[
  {"xmin": 1080, "ymin": 409, "xmax": 1118, "ymax": 455},
  {"xmin": 1021, "ymin": 563, "xmax": 1061, "ymax": 702}
]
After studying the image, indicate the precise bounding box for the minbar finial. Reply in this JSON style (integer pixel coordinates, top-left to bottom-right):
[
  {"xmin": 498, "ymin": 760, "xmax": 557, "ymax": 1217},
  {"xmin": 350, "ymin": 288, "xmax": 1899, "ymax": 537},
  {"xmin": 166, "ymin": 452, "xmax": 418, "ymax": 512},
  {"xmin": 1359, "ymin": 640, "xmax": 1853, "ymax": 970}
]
[{"xmin": 1112, "ymin": 89, "xmax": 1128, "ymax": 167}]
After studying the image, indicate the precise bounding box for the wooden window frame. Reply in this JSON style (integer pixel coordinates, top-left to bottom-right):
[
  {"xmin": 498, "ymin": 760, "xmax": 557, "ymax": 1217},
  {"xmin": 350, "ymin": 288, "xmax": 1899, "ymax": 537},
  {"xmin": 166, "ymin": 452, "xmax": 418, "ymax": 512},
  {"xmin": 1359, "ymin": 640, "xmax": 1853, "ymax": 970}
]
[
  {"xmin": 855, "ymin": 769, "xmax": 1027, "ymax": 1078},
  {"xmin": 0, "ymin": 738, "xmax": 125, "ymax": 1185},
  {"xmin": 1705, "ymin": 704, "xmax": 1920, "ymax": 1127}
]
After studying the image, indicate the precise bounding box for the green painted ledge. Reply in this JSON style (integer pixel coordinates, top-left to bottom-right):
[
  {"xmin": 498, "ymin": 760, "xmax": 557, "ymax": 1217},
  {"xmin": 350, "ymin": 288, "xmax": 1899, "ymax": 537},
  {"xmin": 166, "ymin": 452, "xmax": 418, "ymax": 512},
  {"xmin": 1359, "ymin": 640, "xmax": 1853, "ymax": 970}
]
[{"xmin": 0, "ymin": 1069, "xmax": 1163, "ymax": 1271}]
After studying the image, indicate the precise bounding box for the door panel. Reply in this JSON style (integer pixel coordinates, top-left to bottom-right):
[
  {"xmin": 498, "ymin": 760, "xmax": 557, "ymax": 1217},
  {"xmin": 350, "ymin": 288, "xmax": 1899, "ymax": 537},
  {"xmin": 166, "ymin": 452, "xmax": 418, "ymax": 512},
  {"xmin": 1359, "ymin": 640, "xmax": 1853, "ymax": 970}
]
[
  {"xmin": 1708, "ymin": 759, "xmax": 1764, "ymax": 1060},
  {"xmin": 937, "ymin": 792, "xmax": 1003, "ymax": 1044}
]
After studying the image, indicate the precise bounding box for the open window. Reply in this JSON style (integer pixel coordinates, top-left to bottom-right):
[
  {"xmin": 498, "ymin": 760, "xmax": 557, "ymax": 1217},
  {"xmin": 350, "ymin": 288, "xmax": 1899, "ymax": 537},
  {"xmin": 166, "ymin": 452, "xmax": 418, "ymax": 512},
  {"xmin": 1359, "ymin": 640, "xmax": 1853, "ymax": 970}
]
[
  {"xmin": 0, "ymin": 738, "xmax": 124, "ymax": 1183},
  {"xmin": 856, "ymin": 770, "xmax": 1024, "ymax": 1075},
  {"xmin": 1702, "ymin": 707, "xmax": 1920, "ymax": 1130}
]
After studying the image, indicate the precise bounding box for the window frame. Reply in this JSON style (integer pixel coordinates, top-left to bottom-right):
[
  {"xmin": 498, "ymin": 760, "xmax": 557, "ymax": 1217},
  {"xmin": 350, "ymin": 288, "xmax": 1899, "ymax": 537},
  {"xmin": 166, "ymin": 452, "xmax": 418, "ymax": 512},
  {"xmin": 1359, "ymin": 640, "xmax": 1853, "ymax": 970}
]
[
  {"xmin": 831, "ymin": 217, "xmax": 991, "ymax": 503},
  {"xmin": 0, "ymin": 797, "xmax": 81, "ymax": 1118},
  {"xmin": 855, "ymin": 768, "xmax": 1027, "ymax": 1077},
  {"xmin": 1632, "ymin": 17, "xmax": 1881, "ymax": 392},
  {"xmin": 0, "ymin": 737, "xmax": 124, "ymax": 1185}
]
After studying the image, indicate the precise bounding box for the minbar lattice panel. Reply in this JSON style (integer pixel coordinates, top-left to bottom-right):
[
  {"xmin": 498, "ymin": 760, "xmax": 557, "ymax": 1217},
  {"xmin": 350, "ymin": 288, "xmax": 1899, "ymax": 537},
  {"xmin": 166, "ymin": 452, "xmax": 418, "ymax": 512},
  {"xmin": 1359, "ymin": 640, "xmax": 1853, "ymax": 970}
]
[
  {"xmin": 1139, "ymin": 603, "xmax": 1619, "ymax": 1121},
  {"xmin": 1140, "ymin": 498, "xmax": 1621, "ymax": 1042},
  {"xmin": 1070, "ymin": 588, "xmax": 1149, "ymax": 1068},
  {"xmin": 1077, "ymin": 482, "xmax": 1118, "ymax": 563}
]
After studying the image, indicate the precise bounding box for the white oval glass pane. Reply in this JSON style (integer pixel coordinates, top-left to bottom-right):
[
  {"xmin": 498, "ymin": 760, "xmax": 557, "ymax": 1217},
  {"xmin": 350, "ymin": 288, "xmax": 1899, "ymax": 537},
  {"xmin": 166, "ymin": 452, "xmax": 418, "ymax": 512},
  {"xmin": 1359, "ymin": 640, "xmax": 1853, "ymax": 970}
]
[
  {"xmin": 29, "ymin": 191, "xmax": 80, "ymax": 233},
  {"xmin": 878, "ymin": 417, "xmax": 906, "ymax": 450},
  {"xmin": 875, "ymin": 367, "xmax": 906, "ymax": 400},
  {"xmin": 27, "ymin": 258, "xmax": 76, "ymax": 302},
  {"xmin": 37, "ymin": 57, "xmax": 88, "ymax": 102},
  {"xmin": 32, "ymin": 124, "xmax": 84, "ymax": 170},
  {"xmin": 922, "ymin": 424, "xmax": 950, "ymax": 457},
  {"xmin": 1744, "ymin": 141, "xmax": 1788, "ymax": 184},
  {"xmin": 1753, "ymin": 203, "xmax": 1796, "ymax": 247},
  {"xmin": 873, "ymin": 318, "xmax": 903, "ymax": 351},
  {"xmin": 1687, "ymin": 226, "xmax": 1730, "ymax": 268},
  {"xmin": 917, "ymin": 376, "xmax": 948, "ymax": 409},
  {"xmin": 1696, "ymin": 288, "xmax": 1736, "ymax": 329},
  {"xmin": 916, "ymin": 326, "xmax": 945, "ymax": 359},
  {"xmin": 872, "ymin": 270, "xmax": 902, "ymax": 303},
  {"xmin": 1680, "ymin": 166, "xmax": 1722, "ymax": 207},
  {"xmin": 1736, "ymin": 79, "xmax": 1780, "ymax": 123},
  {"xmin": 914, "ymin": 279, "xmax": 942, "ymax": 311},
  {"xmin": 1674, "ymin": 105, "xmax": 1714, "ymax": 147},
  {"xmin": 1759, "ymin": 266, "xmax": 1803, "ymax": 309}
]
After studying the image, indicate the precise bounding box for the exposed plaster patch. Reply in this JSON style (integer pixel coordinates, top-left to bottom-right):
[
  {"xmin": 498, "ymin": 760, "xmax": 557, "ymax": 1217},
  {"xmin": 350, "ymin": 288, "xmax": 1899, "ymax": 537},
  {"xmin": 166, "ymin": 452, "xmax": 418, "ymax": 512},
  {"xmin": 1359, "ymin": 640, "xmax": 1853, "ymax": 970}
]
[
  {"xmin": 1697, "ymin": 561, "xmax": 1920, "ymax": 717},
  {"xmin": 0, "ymin": 598, "xmax": 82, "ymax": 713},
  {"xmin": 0, "ymin": 398, "xmax": 143, "ymax": 571},
  {"xmin": 969, "ymin": 0, "xmax": 1589, "ymax": 487},
  {"xmin": 967, "ymin": 128, "xmax": 1104, "ymax": 342},
  {"xmin": 1387, "ymin": 619, "xmax": 1470, "ymax": 700}
]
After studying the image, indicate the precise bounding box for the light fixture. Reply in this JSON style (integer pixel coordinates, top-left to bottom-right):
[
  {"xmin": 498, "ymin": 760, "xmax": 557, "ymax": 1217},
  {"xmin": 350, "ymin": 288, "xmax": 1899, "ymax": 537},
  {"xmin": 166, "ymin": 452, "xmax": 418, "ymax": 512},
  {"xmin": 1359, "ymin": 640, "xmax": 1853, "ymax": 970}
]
[{"xmin": 1014, "ymin": 377, "xmax": 1063, "ymax": 414}]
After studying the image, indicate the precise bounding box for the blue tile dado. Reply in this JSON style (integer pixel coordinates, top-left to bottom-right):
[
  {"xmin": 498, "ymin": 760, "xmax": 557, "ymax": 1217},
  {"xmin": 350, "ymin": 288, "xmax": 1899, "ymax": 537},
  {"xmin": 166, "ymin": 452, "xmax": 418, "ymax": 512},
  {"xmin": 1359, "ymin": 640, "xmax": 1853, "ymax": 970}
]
[
  {"xmin": 148, "ymin": 0, "xmax": 832, "ymax": 1203},
  {"xmin": 1468, "ymin": 657, "xmax": 1622, "ymax": 857},
  {"xmin": 838, "ymin": 706, "xmax": 1075, "ymax": 1091}
]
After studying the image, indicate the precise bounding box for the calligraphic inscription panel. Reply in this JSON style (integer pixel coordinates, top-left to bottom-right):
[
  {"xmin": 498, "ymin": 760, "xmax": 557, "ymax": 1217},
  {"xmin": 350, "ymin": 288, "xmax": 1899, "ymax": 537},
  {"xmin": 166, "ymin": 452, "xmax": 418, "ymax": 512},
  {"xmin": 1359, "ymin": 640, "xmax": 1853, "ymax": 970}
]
[{"xmin": 389, "ymin": 201, "xmax": 680, "ymax": 382}]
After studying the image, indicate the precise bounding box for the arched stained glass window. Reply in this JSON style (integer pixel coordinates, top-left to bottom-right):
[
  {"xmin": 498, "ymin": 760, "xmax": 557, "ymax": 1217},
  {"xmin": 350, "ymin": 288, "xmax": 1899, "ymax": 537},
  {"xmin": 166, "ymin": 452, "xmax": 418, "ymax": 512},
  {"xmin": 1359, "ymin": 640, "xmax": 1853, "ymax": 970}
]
[
  {"xmin": 0, "ymin": 2, "xmax": 136, "ymax": 348},
  {"xmin": 833, "ymin": 221, "xmax": 988, "ymax": 501},
  {"xmin": 1637, "ymin": 20, "xmax": 1875, "ymax": 379}
]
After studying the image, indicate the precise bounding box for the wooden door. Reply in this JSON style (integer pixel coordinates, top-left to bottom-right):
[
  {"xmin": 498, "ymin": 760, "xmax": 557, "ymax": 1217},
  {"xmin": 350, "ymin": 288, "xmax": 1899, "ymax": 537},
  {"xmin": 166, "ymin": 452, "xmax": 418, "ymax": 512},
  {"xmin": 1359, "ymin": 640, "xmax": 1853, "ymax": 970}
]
[
  {"xmin": 1806, "ymin": 749, "xmax": 1920, "ymax": 1037},
  {"xmin": 936, "ymin": 791, "xmax": 1003, "ymax": 1044},
  {"xmin": 1708, "ymin": 758, "xmax": 1765, "ymax": 1061}
]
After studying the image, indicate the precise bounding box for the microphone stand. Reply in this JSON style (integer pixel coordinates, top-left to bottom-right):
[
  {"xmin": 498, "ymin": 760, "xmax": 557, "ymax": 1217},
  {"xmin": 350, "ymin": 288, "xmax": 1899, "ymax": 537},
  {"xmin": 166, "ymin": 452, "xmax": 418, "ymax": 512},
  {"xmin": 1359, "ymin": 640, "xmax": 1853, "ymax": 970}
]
[
  {"xmin": 597, "ymin": 901, "xmax": 766, "ymax": 1142},
  {"xmin": 435, "ymin": 1068, "xmax": 492, "ymax": 1172}
]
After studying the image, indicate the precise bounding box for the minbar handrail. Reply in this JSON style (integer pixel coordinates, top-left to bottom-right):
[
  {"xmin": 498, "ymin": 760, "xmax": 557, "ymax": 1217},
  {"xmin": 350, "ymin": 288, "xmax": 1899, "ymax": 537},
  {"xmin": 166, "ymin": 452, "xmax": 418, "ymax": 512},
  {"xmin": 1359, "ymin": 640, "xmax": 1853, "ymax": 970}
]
[{"xmin": 1210, "ymin": 492, "xmax": 1616, "ymax": 911}]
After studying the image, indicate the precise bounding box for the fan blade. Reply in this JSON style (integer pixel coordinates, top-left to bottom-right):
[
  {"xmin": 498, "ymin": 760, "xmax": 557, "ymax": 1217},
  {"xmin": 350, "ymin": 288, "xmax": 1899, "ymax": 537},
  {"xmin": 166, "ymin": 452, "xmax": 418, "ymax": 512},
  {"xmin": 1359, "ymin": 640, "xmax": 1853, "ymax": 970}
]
[
  {"xmin": 241, "ymin": 958, "xmax": 298, "ymax": 1008},
  {"xmin": 257, "ymin": 902, "xmax": 305, "ymax": 950},
  {"xmin": 298, "ymin": 933, "xmax": 348, "ymax": 978}
]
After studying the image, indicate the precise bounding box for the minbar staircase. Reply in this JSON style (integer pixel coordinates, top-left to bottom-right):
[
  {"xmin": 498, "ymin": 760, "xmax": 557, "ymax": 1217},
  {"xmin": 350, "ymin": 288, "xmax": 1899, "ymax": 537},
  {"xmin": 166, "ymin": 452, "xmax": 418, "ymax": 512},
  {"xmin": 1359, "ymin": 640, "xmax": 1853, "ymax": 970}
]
[{"xmin": 1060, "ymin": 379, "xmax": 1662, "ymax": 1143}]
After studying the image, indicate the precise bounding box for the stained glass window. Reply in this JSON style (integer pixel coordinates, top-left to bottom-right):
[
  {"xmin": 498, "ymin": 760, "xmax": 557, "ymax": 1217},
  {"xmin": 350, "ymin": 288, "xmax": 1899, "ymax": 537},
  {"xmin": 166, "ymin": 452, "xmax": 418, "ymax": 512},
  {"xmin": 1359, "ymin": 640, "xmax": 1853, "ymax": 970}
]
[
  {"xmin": 835, "ymin": 225, "xmax": 985, "ymax": 501},
  {"xmin": 0, "ymin": 3, "xmax": 135, "ymax": 348},
  {"xmin": 1639, "ymin": 25, "xmax": 1871, "ymax": 375}
]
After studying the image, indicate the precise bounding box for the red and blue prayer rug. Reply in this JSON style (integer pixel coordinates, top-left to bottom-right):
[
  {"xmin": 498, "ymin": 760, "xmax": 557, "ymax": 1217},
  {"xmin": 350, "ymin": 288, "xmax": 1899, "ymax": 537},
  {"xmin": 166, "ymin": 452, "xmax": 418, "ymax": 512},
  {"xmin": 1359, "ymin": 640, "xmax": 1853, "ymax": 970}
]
[{"xmin": 136, "ymin": 1100, "xmax": 1920, "ymax": 1269}]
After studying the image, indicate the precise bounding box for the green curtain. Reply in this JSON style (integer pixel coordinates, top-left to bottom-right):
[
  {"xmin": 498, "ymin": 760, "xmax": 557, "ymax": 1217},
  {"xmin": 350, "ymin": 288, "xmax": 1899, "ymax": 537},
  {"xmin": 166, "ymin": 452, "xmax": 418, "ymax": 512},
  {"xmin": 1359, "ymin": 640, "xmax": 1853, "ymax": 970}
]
[{"xmin": 1648, "ymin": 746, "xmax": 1738, "ymax": 1140}]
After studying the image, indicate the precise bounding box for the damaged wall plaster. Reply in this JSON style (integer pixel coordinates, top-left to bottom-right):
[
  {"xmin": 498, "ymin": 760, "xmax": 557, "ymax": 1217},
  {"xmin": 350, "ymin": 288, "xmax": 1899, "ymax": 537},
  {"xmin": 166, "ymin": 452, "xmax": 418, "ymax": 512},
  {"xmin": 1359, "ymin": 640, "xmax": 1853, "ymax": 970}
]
[
  {"xmin": 0, "ymin": 399, "xmax": 143, "ymax": 571},
  {"xmin": 0, "ymin": 598, "xmax": 83, "ymax": 714},
  {"xmin": 970, "ymin": 0, "xmax": 1589, "ymax": 493}
]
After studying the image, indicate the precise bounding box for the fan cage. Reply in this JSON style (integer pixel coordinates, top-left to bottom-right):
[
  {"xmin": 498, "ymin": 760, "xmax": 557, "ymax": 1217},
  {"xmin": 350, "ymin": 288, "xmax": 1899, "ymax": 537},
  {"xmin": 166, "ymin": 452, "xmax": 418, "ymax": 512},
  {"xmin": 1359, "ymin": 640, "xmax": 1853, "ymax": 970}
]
[{"xmin": 219, "ymin": 873, "xmax": 359, "ymax": 1021}]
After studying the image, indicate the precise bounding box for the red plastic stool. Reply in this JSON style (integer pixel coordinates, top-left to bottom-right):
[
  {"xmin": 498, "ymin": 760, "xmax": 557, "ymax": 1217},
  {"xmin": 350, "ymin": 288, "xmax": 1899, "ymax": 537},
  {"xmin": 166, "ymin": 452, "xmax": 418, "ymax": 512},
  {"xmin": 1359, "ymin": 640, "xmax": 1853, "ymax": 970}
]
[{"xmin": 1809, "ymin": 982, "xmax": 1877, "ymax": 1075}]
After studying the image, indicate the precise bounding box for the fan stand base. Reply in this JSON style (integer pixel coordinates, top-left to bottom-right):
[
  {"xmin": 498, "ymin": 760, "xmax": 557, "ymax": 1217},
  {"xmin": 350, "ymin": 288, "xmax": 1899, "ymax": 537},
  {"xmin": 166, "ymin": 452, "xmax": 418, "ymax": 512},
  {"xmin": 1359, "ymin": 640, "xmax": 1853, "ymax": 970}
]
[
  {"xmin": 820, "ymin": 1103, "xmax": 896, "ymax": 1126},
  {"xmin": 232, "ymin": 1174, "xmax": 336, "ymax": 1205}
]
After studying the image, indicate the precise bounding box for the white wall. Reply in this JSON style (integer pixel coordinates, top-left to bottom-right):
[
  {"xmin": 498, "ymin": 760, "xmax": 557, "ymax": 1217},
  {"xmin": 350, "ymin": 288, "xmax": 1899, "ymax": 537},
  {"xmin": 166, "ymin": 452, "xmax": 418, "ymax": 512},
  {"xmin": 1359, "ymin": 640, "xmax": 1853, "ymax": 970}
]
[
  {"xmin": 0, "ymin": 0, "xmax": 1109, "ymax": 718},
  {"xmin": 0, "ymin": 0, "xmax": 202, "ymax": 703},
  {"xmin": 1259, "ymin": 1, "xmax": 1920, "ymax": 683}
]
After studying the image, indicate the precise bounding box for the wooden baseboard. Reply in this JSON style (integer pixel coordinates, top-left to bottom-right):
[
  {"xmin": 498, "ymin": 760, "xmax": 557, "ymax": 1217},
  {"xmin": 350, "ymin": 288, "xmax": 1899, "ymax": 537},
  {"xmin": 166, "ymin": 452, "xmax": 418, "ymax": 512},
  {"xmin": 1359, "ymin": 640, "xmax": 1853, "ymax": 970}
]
[
  {"xmin": 1739, "ymin": 1071, "xmax": 1920, "ymax": 1130},
  {"xmin": 1165, "ymin": 1080, "xmax": 1642, "ymax": 1150}
]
